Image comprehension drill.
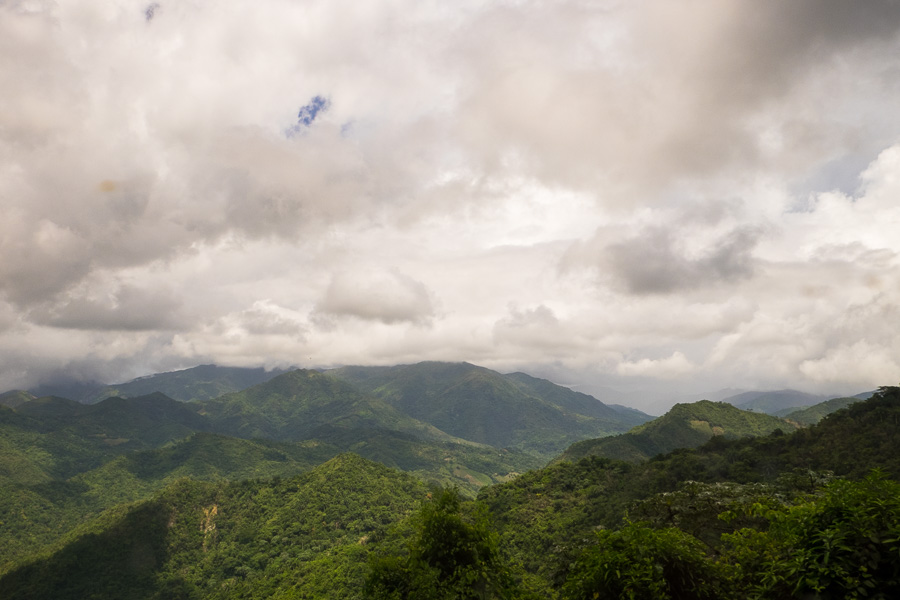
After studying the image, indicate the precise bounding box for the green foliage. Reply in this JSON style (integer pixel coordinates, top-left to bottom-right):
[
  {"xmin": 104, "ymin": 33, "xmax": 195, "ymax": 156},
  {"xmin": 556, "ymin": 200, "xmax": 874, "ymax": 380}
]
[
  {"xmin": 329, "ymin": 362, "xmax": 647, "ymax": 458},
  {"xmin": 199, "ymin": 369, "xmax": 452, "ymax": 444},
  {"xmin": 561, "ymin": 522, "xmax": 718, "ymax": 600},
  {"xmin": 84, "ymin": 365, "xmax": 285, "ymax": 404},
  {"xmin": 720, "ymin": 472, "xmax": 900, "ymax": 599},
  {"xmin": 365, "ymin": 487, "xmax": 514, "ymax": 600},
  {"xmin": 0, "ymin": 455, "xmax": 429, "ymax": 599},
  {"xmin": 557, "ymin": 400, "xmax": 797, "ymax": 464},
  {"xmin": 2, "ymin": 381, "xmax": 899, "ymax": 598},
  {"xmin": 782, "ymin": 396, "xmax": 860, "ymax": 425}
]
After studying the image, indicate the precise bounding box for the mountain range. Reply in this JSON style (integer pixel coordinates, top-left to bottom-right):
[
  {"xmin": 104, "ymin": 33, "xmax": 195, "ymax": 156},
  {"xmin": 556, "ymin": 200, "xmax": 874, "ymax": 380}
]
[
  {"xmin": 1, "ymin": 360, "xmax": 890, "ymax": 597},
  {"xmin": 1, "ymin": 381, "xmax": 896, "ymax": 598}
]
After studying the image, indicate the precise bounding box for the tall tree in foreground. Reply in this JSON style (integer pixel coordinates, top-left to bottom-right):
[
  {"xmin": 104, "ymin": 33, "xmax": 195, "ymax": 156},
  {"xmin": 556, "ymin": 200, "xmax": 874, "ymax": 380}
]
[{"xmin": 365, "ymin": 487, "xmax": 515, "ymax": 600}]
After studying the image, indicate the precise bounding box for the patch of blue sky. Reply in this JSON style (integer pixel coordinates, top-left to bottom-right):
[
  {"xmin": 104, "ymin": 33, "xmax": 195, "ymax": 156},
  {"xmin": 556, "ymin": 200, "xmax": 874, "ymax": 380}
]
[{"xmin": 286, "ymin": 96, "xmax": 331, "ymax": 138}]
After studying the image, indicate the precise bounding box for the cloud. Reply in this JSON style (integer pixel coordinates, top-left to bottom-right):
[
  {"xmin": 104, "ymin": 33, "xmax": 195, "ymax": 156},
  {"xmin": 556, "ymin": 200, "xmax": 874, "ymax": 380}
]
[
  {"xmin": 616, "ymin": 351, "xmax": 696, "ymax": 379},
  {"xmin": 28, "ymin": 283, "xmax": 186, "ymax": 331},
  {"xmin": 563, "ymin": 225, "xmax": 761, "ymax": 295},
  {"xmin": 1, "ymin": 1, "xmax": 900, "ymax": 402},
  {"xmin": 313, "ymin": 269, "xmax": 436, "ymax": 326}
]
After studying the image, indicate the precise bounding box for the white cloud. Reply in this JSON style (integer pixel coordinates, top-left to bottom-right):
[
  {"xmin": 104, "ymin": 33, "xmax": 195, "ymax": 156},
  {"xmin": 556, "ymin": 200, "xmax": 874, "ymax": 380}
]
[
  {"xmin": 617, "ymin": 352, "xmax": 696, "ymax": 379},
  {"xmin": 2, "ymin": 0, "xmax": 900, "ymax": 403}
]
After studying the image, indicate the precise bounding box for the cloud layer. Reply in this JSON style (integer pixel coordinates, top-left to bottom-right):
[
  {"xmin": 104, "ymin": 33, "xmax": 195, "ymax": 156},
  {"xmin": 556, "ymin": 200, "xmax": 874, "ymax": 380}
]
[{"xmin": 2, "ymin": 0, "xmax": 900, "ymax": 411}]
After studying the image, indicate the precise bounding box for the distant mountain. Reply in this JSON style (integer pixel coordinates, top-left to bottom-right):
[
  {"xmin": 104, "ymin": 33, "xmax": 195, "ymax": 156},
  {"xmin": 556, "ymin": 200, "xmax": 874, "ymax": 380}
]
[
  {"xmin": 0, "ymin": 391, "xmax": 35, "ymax": 409},
  {"xmin": 26, "ymin": 379, "xmax": 106, "ymax": 403},
  {"xmin": 556, "ymin": 400, "xmax": 796, "ymax": 463},
  {"xmin": 782, "ymin": 396, "xmax": 862, "ymax": 425},
  {"xmin": 721, "ymin": 389, "xmax": 830, "ymax": 414},
  {"xmin": 328, "ymin": 362, "xmax": 651, "ymax": 457},
  {"xmin": 198, "ymin": 369, "xmax": 455, "ymax": 443},
  {"xmin": 83, "ymin": 364, "xmax": 286, "ymax": 404}
]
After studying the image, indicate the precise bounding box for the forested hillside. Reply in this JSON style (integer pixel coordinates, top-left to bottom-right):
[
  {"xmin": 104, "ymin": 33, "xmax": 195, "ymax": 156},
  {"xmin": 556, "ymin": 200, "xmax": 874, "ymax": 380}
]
[
  {"xmin": 556, "ymin": 399, "xmax": 796, "ymax": 463},
  {"xmin": 328, "ymin": 362, "xmax": 650, "ymax": 456},
  {"xmin": 0, "ymin": 455, "xmax": 429, "ymax": 600},
  {"xmin": 84, "ymin": 365, "xmax": 287, "ymax": 405},
  {"xmin": 2, "ymin": 386, "xmax": 897, "ymax": 598},
  {"xmin": 782, "ymin": 395, "xmax": 861, "ymax": 424}
]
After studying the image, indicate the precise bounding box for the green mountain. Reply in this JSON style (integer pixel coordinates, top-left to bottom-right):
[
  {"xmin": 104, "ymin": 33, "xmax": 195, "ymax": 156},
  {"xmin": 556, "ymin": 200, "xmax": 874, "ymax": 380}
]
[
  {"xmin": 5, "ymin": 389, "xmax": 899, "ymax": 599},
  {"xmin": 0, "ymin": 432, "xmax": 338, "ymax": 572},
  {"xmin": 722, "ymin": 389, "xmax": 828, "ymax": 414},
  {"xmin": 84, "ymin": 364, "xmax": 286, "ymax": 404},
  {"xmin": 476, "ymin": 388, "xmax": 900, "ymax": 595},
  {"xmin": 0, "ymin": 393, "xmax": 209, "ymax": 486},
  {"xmin": 0, "ymin": 390, "xmax": 35, "ymax": 409},
  {"xmin": 0, "ymin": 372, "xmax": 545, "ymax": 570},
  {"xmin": 304, "ymin": 426, "xmax": 542, "ymax": 493},
  {"xmin": 328, "ymin": 362, "xmax": 650, "ymax": 457},
  {"xmin": 781, "ymin": 396, "xmax": 861, "ymax": 425},
  {"xmin": 556, "ymin": 399, "xmax": 796, "ymax": 463},
  {"xmin": 0, "ymin": 454, "xmax": 429, "ymax": 600},
  {"xmin": 198, "ymin": 369, "xmax": 456, "ymax": 443}
]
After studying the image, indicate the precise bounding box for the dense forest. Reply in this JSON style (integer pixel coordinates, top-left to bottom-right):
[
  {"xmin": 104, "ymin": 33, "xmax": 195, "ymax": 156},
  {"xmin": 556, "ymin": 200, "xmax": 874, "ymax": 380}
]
[{"xmin": 0, "ymin": 364, "xmax": 897, "ymax": 598}]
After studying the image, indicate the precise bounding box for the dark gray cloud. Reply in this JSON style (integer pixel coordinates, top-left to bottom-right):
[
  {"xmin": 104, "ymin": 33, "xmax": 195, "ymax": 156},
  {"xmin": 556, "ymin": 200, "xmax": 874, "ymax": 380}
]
[{"xmin": 604, "ymin": 227, "xmax": 761, "ymax": 295}]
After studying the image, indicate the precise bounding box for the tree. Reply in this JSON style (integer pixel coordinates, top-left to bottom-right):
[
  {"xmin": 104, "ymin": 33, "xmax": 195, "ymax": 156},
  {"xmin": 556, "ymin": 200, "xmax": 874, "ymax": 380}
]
[
  {"xmin": 365, "ymin": 487, "xmax": 515, "ymax": 600},
  {"xmin": 720, "ymin": 472, "xmax": 900, "ymax": 599},
  {"xmin": 560, "ymin": 521, "xmax": 719, "ymax": 600}
]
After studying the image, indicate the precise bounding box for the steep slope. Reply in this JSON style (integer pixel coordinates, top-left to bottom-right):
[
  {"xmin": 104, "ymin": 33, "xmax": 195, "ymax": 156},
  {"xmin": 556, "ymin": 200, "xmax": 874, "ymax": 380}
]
[
  {"xmin": 199, "ymin": 369, "xmax": 454, "ymax": 443},
  {"xmin": 556, "ymin": 400, "xmax": 796, "ymax": 463},
  {"xmin": 781, "ymin": 396, "xmax": 861, "ymax": 424},
  {"xmin": 328, "ymin": 362, "xmax": 649, "ymax": 457},
  {"xmin": 84, "ymin": 364, "xmax": 286, "ymax": 404},
  {"xmin": 0, "ymin": 455, "xmax": 428, "ymax": 600}
]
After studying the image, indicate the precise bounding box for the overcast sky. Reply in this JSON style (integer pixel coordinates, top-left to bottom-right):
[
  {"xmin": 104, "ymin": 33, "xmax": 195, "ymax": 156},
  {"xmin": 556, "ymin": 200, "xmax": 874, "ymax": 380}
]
[{"xmin": 2, "ymin": 0, "xmax": 900, "ymax": 411}]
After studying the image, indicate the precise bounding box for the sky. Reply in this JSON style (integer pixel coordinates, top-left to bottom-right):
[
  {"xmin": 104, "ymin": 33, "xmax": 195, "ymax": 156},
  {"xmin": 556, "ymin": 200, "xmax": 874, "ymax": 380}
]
[{"xmin": 2, "ymin": 0, "xmax": 900, "ymax": 412}]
